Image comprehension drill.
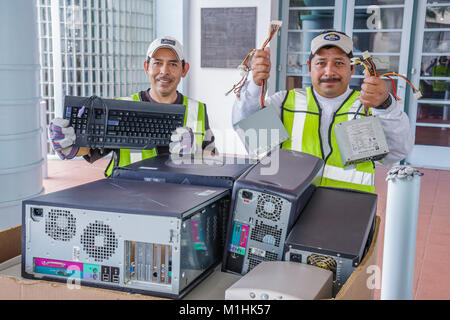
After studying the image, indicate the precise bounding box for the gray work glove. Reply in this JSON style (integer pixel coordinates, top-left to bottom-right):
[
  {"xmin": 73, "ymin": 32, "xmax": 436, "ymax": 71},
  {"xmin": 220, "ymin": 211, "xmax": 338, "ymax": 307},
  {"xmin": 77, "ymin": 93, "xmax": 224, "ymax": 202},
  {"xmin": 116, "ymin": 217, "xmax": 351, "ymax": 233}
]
[
  {"xmin": 169, "ymin": 126, "xmax": 201, "ymax": 155},
  {"xmin": 48, "ymin": 118, "xmax": 79, "ymax": 160}
]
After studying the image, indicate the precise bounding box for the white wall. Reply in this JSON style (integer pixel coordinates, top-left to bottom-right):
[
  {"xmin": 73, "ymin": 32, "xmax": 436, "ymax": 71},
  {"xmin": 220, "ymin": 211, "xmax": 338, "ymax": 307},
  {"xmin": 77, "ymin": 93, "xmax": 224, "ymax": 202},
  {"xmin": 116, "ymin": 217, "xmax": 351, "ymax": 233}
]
[
  {"xmin": 187, "ymin": 0, "xmax": 278, "ymax": 155},
  {"xmin": 155, "ymin": 0, "xmax": 189, "ymax": 94},
  {"xmin": 156, "ymin": 0, "xmax": 278, "ymax": 155}
]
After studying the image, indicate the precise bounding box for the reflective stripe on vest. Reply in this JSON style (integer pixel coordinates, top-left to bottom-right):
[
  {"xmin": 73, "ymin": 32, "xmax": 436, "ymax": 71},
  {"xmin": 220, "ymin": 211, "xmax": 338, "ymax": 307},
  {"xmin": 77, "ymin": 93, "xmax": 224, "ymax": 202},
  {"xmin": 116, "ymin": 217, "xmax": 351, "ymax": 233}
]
[
  {"xmin": 183, "ymin": 96, "xmax": 206, "ymax": 147},
  {"xmin": 104, "ymin": 93, "xmax": 206, "ymax": 177},
  {"xmin": 323, "ymin": 164, "xmax": 374, "ymax": 186},
  {"xmin": 281, "ymin": 87, "xmax": 375, "ymax": 193}
]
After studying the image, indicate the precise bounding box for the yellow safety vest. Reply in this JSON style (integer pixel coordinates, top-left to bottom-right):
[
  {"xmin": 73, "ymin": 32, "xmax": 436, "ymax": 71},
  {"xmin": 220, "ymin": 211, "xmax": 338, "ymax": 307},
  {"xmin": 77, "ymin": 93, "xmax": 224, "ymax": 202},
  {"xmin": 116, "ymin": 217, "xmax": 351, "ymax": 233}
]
[
  {"xmin": 281, "ymin": 87, "xmax": 375, "ymax": 193},
  {"xmin": 104, "ymin": 93, "xmax": 206, "ymax": 177}
]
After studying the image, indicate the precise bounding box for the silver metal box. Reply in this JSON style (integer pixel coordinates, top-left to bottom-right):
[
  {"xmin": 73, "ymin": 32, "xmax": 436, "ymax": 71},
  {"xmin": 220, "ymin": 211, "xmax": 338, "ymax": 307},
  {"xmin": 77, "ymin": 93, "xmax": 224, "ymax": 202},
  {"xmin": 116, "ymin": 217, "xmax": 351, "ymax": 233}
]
[{"xmin": 334, "ymin": 115, "xmax": 389, "ymax": 166}]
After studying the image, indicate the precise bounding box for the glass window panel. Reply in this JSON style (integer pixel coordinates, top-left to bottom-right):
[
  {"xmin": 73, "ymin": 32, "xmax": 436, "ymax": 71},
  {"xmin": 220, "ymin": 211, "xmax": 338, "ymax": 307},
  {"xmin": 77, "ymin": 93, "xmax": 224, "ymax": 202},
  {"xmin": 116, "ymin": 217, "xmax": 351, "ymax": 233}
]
[
  {"xmin": 75, "ymin": 40, "xmax": 81, "ymax": 52},
  {"xmin": 356, "ymin": 0, "xmax": 404, "ymax": 4},
  {"xmin": 418, "ymin": 79, "xmax": 450, "ymax": 100},
  {"xmin": 288, "ymin": 31, "xmax": 322, "ymax": 53},
  {"xmin": 353, "ymin": 32, "xmax": 402, "ymax": 53},
  {"xmin": 417, "ymin": 103, "xmax": 450, "ymax": 123},
  {"xmin": 354, "ymin": 8, "xmax": 403, "ymax": 30},
  {"xmin": 287, "ymin": 53, "xmax": 308, "ymax": 76},
  {"xmin": 41, "ymin": 39, "xmax": 47, "ymax": 52},
  {"xmin": 421, "ymin": 55, "xmax": 449, "ymax": 77},
  {"xmin": 289, "ymin": 9, "xmax": 335, "ymax": 30},
  {"xmin": 422, "ymin": 31, "xmax": 450, "ymax": 53},
  {"xmin": 414, "ymin": 126, "xmax": 450, "ymax": 147},
  {"xmin": 290, "ymin": 0, "xmax": 334, "ymax": 6},
  {"xmin": 425, "ymin": 6, "xmax": 450, "ymax": 25}
]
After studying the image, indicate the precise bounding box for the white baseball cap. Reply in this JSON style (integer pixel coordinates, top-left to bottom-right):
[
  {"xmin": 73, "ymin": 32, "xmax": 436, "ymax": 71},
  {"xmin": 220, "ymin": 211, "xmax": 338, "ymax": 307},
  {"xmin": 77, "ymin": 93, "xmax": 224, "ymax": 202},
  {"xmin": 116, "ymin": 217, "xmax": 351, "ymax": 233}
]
[
  {"xmin": 310, "ymin": 31, "xmax": 353, "ymax": 55},
  {"xmin": 146, "ymin": 36, "xmax": 185, "ymax": 61}
]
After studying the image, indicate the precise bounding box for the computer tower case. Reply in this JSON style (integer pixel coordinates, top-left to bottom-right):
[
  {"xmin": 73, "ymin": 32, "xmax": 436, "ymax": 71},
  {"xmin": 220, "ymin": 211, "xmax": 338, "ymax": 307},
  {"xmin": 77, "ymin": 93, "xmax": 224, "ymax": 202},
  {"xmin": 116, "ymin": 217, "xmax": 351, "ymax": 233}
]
[
  {"xmin": 110, "ymin": 153, "xmax": 256, "ymax": 189},
  {"xmin": 22, "ymin": 179, "xmax": 229, "ymax": 299},
  {"xmin": 284, "ymin": 186, "xmax": 377, "ymax": 296},
  {"xmin": 222, "ymin": 149, "xmax": 324, "ymax": 275}
]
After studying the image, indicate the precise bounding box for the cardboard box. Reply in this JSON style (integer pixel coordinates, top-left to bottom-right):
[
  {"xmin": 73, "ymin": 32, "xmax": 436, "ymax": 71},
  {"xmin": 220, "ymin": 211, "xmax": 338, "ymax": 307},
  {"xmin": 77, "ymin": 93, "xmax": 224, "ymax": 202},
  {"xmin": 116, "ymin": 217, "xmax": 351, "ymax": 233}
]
[{"xmin": 0, "ymin": 217, "xmax": 380, "ymax": 300}]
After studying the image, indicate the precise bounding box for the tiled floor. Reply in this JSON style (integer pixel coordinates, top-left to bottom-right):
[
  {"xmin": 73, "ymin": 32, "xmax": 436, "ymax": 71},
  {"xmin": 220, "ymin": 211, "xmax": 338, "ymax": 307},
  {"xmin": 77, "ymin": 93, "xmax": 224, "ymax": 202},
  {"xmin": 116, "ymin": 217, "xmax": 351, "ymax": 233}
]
[{"xmin": 43, "ymin": 158, "xmax": 450, "ymax": 300}]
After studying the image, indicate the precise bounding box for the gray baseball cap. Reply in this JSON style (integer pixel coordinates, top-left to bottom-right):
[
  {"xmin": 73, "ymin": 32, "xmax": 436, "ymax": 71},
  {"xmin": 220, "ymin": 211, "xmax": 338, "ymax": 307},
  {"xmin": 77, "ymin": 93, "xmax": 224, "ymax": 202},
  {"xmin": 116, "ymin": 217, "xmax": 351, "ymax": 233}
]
[
  {"xmin": 310, "ymin": 31, "xmax": 353, "ymax": 55},
  {"xmin": 146, "ymin": 36, "xmax": 185, "ymax": 61}
]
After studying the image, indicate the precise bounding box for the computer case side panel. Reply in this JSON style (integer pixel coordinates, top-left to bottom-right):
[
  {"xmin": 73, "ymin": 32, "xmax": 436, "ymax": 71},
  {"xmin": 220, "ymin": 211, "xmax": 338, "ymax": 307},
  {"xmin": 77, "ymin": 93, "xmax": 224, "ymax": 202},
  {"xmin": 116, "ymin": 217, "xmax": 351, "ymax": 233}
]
[
  {"xmin": 222, "ymin": 180, "xmax": 313, "ymax": 275},
  {"xmin": 21, "ymin": 189, "xmax": 229, "ymax": 299}
]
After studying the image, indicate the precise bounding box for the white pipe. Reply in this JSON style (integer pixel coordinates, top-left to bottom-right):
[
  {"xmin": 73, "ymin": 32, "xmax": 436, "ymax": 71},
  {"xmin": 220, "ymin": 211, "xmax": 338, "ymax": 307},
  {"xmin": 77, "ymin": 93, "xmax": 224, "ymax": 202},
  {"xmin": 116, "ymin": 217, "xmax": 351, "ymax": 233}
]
[
  {"xmin": 0, "ymin": 0, "xmax": 43, "ymax": 230},
  {"xmin": 381, "ymin": 166, "xmax": 422, "ymax": 300}
]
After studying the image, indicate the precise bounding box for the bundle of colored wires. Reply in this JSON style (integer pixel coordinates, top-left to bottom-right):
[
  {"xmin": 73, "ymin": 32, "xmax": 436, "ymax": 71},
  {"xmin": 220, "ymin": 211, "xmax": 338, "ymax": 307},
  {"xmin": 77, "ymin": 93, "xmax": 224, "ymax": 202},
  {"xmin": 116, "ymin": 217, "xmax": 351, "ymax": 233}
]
[
  {"xmin": 351, "ymin": 51, "xmax": 422, "ymax": 115},
  {"xmin": 226, "ymin": 21, "xmax": 282, "ymax": 108}
]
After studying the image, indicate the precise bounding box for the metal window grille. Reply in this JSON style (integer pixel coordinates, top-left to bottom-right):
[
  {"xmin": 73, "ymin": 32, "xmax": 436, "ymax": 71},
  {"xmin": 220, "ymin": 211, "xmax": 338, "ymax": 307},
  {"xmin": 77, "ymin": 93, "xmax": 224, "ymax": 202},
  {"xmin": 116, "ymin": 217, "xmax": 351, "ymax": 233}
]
[{"xmin": 37, "ymin": 0, "xmax": 155, "ymax": 154}]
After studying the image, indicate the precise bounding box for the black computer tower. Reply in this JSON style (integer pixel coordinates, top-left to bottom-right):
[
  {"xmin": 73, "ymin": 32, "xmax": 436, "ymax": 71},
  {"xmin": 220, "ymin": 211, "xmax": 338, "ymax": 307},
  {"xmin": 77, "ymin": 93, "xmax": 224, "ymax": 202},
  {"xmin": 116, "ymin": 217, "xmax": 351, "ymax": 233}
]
[
  {"xmin": 284, "ymin": 186, "xmax": 377, "ymax": 296},
  {"xmin": 110, "ymin": 153, "xmax": 256, "ymax": 189},
  {"xmin": 22, "ymin": 178, "xmax": 229, "ymax": 299},
  {"xmin": 222, "ymin": 149, "xmax": 324, "ymax": 275}
]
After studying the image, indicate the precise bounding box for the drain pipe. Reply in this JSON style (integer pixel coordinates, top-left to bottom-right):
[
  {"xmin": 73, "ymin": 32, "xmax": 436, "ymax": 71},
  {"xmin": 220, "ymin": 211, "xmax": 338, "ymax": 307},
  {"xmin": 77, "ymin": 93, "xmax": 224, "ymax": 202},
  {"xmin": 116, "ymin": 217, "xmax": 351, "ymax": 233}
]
[
  {"xmin": 0, "ymin": 0, "xmax": 44, "ymax": 230},
  {"xmin": 381, "ymin": 166, "xmax": 423, "ymax": 300}
]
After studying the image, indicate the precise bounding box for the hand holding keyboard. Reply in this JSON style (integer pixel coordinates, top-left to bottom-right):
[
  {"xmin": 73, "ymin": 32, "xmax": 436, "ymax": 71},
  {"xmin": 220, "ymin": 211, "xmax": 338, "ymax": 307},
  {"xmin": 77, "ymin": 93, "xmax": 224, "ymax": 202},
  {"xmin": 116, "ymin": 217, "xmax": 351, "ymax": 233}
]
[{"xmin": 64, "ymin": 96, "xmax": 186, "ymax": 150}]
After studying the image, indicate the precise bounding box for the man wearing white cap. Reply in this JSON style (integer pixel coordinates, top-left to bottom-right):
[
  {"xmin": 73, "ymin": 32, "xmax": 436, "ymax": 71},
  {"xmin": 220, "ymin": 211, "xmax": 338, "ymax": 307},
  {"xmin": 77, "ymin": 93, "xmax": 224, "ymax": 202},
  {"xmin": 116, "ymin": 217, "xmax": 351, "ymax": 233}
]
[
  {"xmin": 232, "ymin": 30, "xmax": 413, "ymax": 193},
  {"xmin": 49, "ymin": 36, "xmax": 216, "ymax": 176}
]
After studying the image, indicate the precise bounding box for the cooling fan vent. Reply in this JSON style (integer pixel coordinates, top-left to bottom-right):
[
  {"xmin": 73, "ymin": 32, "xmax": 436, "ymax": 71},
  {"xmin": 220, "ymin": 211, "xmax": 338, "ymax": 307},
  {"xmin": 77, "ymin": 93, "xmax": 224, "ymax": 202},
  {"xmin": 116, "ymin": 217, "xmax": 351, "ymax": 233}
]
[
  {"xmin": 307, "ymin": 254, "xmax": 337, "ymax": 275},
  {"xmin": 250, "ymin": 220, "xmax": 282, "ymax": 247},
  {"xmin": 256, "ymin": 194, "xmax": 283, "ymax": 222},
  {"xmin": 247, "ymin": 251, "xmax": 278, "ymax": 272},
  {"xmin": 45, "ymin": 209, "xmax": 76, "ymax": 242},
  {"xmin": 81, "ymin": 221, "xmax": 118, "ymax": 262}
]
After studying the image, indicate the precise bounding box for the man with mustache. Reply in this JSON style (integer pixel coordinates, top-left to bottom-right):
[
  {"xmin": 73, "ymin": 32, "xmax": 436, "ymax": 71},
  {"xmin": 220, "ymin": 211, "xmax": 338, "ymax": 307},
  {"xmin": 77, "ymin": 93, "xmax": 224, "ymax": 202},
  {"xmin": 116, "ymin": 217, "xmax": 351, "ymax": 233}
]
[
  {"xmin": 49, "ymin": 37, "xmax": 216, "ymax": 176},
  {"xmin": 232, "ymin": 30, "xmax": 413, "ymax": 193}
]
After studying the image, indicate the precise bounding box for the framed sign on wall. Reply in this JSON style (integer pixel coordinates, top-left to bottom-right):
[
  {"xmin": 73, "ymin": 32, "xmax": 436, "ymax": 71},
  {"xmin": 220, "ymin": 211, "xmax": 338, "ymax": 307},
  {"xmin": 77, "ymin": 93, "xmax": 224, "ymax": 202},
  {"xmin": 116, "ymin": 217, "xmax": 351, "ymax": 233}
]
[{"xmin": 201, "ymin": 7, "xmax": 257, "ymax": 68}]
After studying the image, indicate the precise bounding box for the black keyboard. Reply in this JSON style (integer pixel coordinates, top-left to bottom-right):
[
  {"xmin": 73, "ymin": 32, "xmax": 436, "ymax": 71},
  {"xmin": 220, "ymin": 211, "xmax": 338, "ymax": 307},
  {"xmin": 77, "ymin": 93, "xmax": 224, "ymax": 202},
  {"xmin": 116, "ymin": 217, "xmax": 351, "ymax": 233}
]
[{"xmin": 64, "ymin": 95, "xmax": 186, "ymax": 150}]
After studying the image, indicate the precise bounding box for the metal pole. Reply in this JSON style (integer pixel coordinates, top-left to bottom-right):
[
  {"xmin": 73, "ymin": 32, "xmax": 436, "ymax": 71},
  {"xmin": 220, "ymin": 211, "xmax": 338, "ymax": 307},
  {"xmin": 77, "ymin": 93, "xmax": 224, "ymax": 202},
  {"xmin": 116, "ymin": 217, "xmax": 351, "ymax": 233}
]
[{"xmin": 381, "ymin": 166, "xmax": 423, "ymax": 300}]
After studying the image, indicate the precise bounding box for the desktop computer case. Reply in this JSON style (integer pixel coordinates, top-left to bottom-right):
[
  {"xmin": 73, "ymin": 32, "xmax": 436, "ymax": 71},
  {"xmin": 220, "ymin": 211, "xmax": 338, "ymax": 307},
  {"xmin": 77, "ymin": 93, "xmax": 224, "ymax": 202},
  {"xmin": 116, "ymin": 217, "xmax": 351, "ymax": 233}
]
[
  {"xmin": 284, "ymin": 186, "xmax": 377, "ymax": 296},
  {"xmin": 110, "ymin": 153, "xmax": 256, "ymax": 189},
  {"xmin": 22, "ymin": 179, "xmax": 229, "ymax": 299},
  {"xmin": 222, "ymin": 149, "xmax": 324, "ymax": 275}
]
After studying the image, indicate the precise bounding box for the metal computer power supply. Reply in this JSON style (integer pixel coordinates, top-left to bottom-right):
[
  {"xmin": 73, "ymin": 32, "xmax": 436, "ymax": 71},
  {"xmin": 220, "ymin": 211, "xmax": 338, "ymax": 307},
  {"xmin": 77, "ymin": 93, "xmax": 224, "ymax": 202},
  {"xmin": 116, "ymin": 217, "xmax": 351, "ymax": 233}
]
[
  {"xmin": 284, "ymin": 186, "xmax": 377, "ymax": 296},
  {"xmin": 222, "ymin": 149, "xmax": 324, "ymax": 275},
  {"xmin": 334, "ymin": 115, "xmax": 389, "ymax": 166},
  {"xmin": 22, "ymin": 179, "xmax": 229, "ymax": 299}
]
